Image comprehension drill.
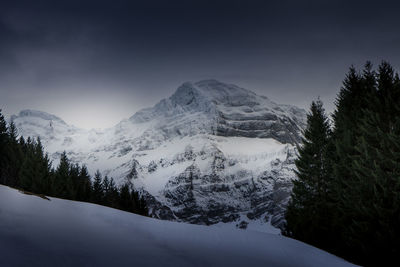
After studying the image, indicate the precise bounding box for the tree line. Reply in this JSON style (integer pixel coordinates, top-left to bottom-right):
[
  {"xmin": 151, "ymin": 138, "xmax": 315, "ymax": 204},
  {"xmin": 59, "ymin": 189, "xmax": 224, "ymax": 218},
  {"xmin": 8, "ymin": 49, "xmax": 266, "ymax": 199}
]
[
  {"xmin": 0, "ymin": 116, "xmax": 148, "ymax": 216},
  {"xmin": 285, "ymin": 61, "xmax": 400, "ymax": 266}
]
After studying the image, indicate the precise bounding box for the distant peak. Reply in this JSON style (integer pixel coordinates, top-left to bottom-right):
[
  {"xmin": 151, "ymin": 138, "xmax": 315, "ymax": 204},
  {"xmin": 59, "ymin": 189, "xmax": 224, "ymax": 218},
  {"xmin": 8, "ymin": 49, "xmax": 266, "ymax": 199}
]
[
  {"xmin": 194, "ymin": 79, "xmax": 222, "ymax": 86},
  {"xmin": 13, "ymin": 109, "xmax": 67, "ymax": 125},
  {"xmin": 166, "ymin": 79, "xmax": 269, "ymax": 108}
]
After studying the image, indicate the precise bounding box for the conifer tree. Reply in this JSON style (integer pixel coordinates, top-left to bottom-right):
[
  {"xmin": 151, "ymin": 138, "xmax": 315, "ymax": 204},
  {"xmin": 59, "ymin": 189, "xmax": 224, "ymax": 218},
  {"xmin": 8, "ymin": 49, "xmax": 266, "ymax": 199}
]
[
  {"xmin": 92, "ymin": 170, "xmax": 103, "ymax": 203},
  {"xmin": 77, "ymin": 165, "xmax": 92, "ymax": 201},
  {"xmin": 136, "ymin": 192, "xmax": 149, "ymax": 216},
  {"xmin": 103, "ymin": 175, "xmax": 110, "ymax": 196},
  {"xmin": 341, "ymin": 62, "xmax": 400, "ymax": 265},
  {"xmin": 0, "ymin": 110, "xmax": 9, "ymax": 184},
  {"xmin": 19, "ymin": 138, "xmax": 36, "ymax": 191},
  {"xmin": 107, "ymin": 177, "xmax": 119, "ymax": 208},
  {"xmin": 119, "ymin": 183, "xmax": 133, "ymax": 211},
  {"xmin": 285, "ymin": 99, "xmax": 332, "ymax": 248},
  {"xmin": 53, "ymin": 151, "xmax": 71, "ymax": 198},
  {"xmin": 68, "ymin": 163, "xmax": 80, "ymax": 200},
  {"xmin": 2, "ymin": 121, "xmax": 24, "ymax": 186},
  {"xmin": 102, "ymin": 175, "xmax": 117, "ymax": 207}
]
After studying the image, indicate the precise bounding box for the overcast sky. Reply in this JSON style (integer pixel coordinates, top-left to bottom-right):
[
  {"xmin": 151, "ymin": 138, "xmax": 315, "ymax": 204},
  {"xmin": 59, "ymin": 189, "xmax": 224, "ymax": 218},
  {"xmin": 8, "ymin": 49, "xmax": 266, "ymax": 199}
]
[{"xmin": 1, "ymin": 0, "xmax": 400, "ymax": 128}]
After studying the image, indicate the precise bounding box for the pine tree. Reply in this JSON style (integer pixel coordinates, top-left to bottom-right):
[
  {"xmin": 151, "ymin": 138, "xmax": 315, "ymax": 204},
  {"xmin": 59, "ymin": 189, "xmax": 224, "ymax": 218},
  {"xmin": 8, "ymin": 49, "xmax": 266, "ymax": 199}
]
[
  {"xmin": 136, "ymin": 192, "xmax": 149, "ymax": 216},
  {"xmin": 53, "ymin": 151, "xmax": 71, "ymax": 198},
  {"xmin": 68, "ymin": 163, "xmax": 80, "ymax": 200},
  {"xmin": 2, "ymin": 121, "xmax": 24, "ymax": 187},
  {"xmin": 77, "ymin": 165, "xmax": 92, "ymax": 201},
  {"xmin": 341, "ymin": 62, "xmax": 400, "ymax": 265},
  {"xmin": 325, "ymin": 63, "xmax": 378, "ymax": 256},
  {"xmin": 119, "ymin": 183, "xmax": 133, "ymax": 212},
  {"xmin": 19, "ymin": 138, "xmax": 36, "ymax": 190},
  {"xmin": 0, "ymin": 110, "xmax": 9, "ymax": 184},
  {"xmin": 103, "ymin": 175, "xmax": 110, "ymax": 196},
  {"xmin": 105, "ymin": 177, "xmax": 119, "ymax": 208},
  {"xmin": 285, "ymin": 99, "xmax": 332, "ymax": 248},
  {"xmin": 92, "ymin": 170, "xmax": 103, "ymax": 204},
  {"xmin": 302, "ymin": 61, "xmax": 400, "ymax": 265}
]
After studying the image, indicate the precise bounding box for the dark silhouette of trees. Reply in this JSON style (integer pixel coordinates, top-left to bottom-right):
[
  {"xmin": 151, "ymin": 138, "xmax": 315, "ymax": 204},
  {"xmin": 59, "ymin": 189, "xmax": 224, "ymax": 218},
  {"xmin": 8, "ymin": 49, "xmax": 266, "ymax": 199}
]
[
  {"xmin": 0, "ymin": 113, "xmax": 148, "ymax": 217},
  {"xmin": 285, "ymin": 61, "xmax": 400, "ymax": 266}
]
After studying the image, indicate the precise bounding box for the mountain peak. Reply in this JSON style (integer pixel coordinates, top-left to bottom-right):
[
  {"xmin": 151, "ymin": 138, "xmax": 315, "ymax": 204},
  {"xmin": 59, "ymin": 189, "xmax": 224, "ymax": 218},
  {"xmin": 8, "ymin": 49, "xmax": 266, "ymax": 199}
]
[
  {"xmin": 12, "ymin": 109, "xmax": 67, "ymax": 125},
  {"xmin": 169, "ymin": 79, "xmax": 265, "ymax": 108}
]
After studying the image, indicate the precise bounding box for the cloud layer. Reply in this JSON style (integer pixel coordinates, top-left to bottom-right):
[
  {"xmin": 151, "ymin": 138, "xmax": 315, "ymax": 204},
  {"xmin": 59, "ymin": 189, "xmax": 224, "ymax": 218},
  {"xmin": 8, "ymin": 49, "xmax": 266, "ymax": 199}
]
[{"xmin": 1, "ymin": 0, "xmax": 400, "ymax": 128}]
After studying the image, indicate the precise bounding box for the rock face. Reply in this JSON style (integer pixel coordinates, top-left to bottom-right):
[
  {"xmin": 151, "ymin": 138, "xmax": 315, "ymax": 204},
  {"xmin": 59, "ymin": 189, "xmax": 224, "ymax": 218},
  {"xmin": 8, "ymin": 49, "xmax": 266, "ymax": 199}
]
[
  {"xmin": 11, "ymin": 80, "xmax": 306, "ymax": 231},
  {"xmin": 130, "ymin": 80, "xmax": 305, "ymax": 144}
]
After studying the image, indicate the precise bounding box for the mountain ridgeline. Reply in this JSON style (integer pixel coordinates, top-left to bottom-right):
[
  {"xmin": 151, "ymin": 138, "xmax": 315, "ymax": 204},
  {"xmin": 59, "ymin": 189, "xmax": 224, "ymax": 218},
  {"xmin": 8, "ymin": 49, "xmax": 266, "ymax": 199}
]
[{"xmin": 7, "ymin": 80, "xmax": 307, "ymax": 230}]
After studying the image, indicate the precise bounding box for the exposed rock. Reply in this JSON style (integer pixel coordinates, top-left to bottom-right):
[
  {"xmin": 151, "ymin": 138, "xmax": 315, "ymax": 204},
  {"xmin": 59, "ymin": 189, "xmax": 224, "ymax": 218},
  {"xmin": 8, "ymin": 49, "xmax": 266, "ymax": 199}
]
[{"xmin": 11, "ymin": 79, "xmax": 306, "ymax": 231}]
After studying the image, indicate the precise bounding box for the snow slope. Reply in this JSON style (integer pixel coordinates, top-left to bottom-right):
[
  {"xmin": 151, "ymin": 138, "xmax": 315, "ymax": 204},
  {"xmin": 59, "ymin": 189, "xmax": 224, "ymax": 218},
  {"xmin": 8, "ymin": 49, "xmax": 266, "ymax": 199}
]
[
  {"xmin": 0, "ymin": 185, "xmax": 357, "ymax": 267},
  {"xmin": 10, "ymin": 80, "xmax": 307, "ymax": 230}
]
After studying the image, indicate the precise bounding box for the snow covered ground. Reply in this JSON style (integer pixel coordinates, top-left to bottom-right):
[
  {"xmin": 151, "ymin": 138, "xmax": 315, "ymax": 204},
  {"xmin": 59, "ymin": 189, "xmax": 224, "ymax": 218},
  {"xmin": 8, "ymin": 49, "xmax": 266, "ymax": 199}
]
[{"xmin": 0, "ymin": 185, "xmax": 357, "ymax": 267}]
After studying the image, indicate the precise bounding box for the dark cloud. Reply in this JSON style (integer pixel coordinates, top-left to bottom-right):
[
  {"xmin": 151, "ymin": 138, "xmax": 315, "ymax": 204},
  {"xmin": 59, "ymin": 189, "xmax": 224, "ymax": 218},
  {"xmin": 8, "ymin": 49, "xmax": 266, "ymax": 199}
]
[{"xmin": 1, "ymin": 0, "xmax": 400, "ymax": 128}]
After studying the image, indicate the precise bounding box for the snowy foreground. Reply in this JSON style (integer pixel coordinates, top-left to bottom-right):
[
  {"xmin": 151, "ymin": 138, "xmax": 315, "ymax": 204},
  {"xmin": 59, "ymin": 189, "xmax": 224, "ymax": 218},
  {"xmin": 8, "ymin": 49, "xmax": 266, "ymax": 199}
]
[{"xmin": 0, "ymin": 185, "xmax": 356, "ymax": 267}]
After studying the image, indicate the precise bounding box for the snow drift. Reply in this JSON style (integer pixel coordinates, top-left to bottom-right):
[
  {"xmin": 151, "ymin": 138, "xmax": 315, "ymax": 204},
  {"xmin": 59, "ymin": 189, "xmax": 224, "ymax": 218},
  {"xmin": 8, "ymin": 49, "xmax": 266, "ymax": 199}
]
[{"xmin": 0, "ymin": 185, "xmax": 357, "ymax": 267}]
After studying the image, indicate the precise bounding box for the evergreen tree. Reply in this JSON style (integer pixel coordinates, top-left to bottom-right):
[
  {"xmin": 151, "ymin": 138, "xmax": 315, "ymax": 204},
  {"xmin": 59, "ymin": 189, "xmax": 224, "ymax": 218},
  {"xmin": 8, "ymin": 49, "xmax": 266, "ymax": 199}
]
[
  {"xmin": 53, "ymin": 151, "xmax": 71, "ymax": 198},
  {"xmin": 135, "ymin": 191, "xmax": 149, "ymax": 216},
  {"xmin": 92, "ymin": 170, "xmax": 103, "ymax": 203},
  {"xmin": 286, "ymin": 62, "xmax": 400, "ymax": 265},
  {"xmin": 0, "ymin": 110, "xmax": 9, "ymax": 184},
  {"xmin": 23, "ymin": 138, "xmax": 51, "ymax": 193},
  {"xmin": 103, "ymin": 175, "xmax": 110, "ymax": 196},
  {"xmin": 68, "ymin": 163, "xmax": 80, "ymax": 200},
  {"xmin": 2, "ymin": 121, "xmax": 24, "ymax": 187},
  {"xmin": 77, "ymin": 165, "xmax": 92, "ymax": 201},
  {"xmin": 108, "ymin": 178, "xmax": 119, "ymax": 208},
  {"xmin": 340, "ymin": 62, "xmax": 400, "ymax": 265},
  {"xmin": 285, "ymin": 99, "xmax": 332, "ymax": 248},
  {"xmin": 102, "ymin": 175, "xmax": 118, "ymax": 207},
  {"xmin": 325, "ymin": 63, "xmax": 378, "ymax": 257},
  {"xmin": 119, "ymin": 183, "xmax": 133, "ymax": 212},
  {"xmin": 19, "ymin": 138, "xmax": 36, "ymax": 190}
]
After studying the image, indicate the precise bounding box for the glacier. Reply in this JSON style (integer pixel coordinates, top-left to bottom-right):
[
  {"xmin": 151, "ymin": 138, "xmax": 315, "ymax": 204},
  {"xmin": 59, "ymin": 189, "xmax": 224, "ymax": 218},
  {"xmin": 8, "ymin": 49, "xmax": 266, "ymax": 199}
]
[{"xmin": 10, "ymin": 80, "xmax": 307, "ymax": 231}]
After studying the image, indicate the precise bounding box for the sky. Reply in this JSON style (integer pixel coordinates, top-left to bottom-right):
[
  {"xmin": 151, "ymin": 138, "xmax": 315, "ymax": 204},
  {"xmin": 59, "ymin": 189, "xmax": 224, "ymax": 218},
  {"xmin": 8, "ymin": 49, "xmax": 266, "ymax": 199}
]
[{"xmin": 1, "ymin": 0, "xmax": 400, "ymax": 129}]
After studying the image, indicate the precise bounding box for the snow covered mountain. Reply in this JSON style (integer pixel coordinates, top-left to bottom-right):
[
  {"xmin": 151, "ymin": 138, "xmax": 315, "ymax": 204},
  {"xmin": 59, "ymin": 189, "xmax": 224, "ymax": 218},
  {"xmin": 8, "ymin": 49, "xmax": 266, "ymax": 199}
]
[
  {"xmin": 10, "ymin": 80, "xmax": 307, "ymax": 230},
  {"xmin": 0, "ymin": 185, "xmax": 357, "ymax": 267}
]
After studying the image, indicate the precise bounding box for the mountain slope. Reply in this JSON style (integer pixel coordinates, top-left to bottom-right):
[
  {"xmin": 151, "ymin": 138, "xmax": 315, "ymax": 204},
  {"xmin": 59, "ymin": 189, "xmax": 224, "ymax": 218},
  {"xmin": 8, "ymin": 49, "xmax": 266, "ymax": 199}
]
[
  {"xmin": 0, "ymin": 185, "xmax": 357, "ymax": 267},
  {"xmin": 10, "ymin": 80, "xmax": 307, "ymax": 230}
]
